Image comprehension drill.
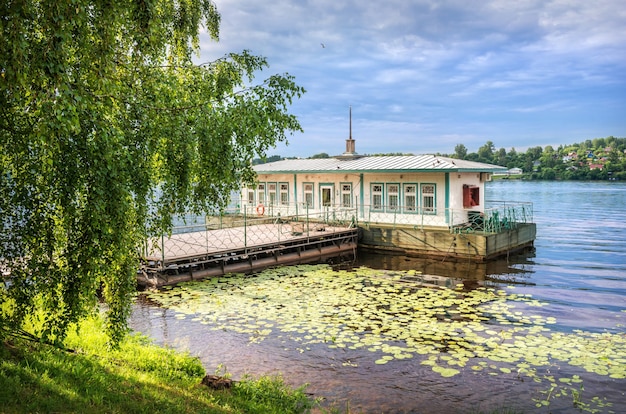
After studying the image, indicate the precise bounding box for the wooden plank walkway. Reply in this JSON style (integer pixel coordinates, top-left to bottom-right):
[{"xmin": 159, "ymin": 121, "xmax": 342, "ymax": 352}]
[{"xmin": 138, "ymin": 222, "xmax": 358, "ymax": 288}]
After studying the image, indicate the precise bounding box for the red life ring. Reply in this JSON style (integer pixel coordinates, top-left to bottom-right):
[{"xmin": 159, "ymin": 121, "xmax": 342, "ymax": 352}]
[{"xmin": 256, "ymin": 204, "xmax": 265, "ymax": 215}]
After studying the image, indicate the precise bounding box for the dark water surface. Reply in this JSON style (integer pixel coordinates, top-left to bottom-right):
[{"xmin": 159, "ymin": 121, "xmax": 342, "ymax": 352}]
[{"xmin": 130, "ymin": 181, "xmax": 626, "ymax": 413}]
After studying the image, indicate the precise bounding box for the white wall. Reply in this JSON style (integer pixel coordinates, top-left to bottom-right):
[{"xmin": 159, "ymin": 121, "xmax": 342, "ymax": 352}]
[
  {"xmin": 448, "ymin": 172, "xmax": 486, "ymax": 226},
  {"xmin": 246, "ymin": 171, "xmax": 475, "ymax": 228}
]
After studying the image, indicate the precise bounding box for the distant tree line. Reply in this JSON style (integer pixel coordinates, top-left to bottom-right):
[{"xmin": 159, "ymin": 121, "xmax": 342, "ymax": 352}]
[
  {"xmin": 252, "ymin": 155, "xmax": 285, "ymax": 164},
  {"xmin": 449, "ymin": 136, "xmax": 626, "ymax": 181},
  {"xmin": 253, "ymin": 136, "xmax": 626, "ymax": 181}
]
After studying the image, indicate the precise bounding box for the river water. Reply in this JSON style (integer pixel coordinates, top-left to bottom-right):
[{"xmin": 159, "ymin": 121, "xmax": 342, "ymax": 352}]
[{"xmin": 130, "ymin": 180, "xmax": 626, "ymax": 413}]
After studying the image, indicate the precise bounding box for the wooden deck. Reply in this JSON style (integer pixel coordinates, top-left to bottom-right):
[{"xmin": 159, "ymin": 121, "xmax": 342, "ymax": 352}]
[{"xmin": 138, "ymin": 222, "xmax": 358, "ymax": 288}]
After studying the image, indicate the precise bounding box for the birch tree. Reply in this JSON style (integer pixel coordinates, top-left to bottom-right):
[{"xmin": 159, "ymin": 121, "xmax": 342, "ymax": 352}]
[{"xmin": 0, "ymin": 0, "xmax": 304, "ymax": 345}]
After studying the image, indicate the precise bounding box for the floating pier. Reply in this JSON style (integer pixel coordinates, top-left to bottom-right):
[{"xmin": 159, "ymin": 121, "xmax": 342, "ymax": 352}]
[
  {"xmin": 138, "ymin": 201, "xmax": 536, "ymax": 288},
  {"xmin": 138, "ymin": 221, "xmax": 358, "ymax": 288}
]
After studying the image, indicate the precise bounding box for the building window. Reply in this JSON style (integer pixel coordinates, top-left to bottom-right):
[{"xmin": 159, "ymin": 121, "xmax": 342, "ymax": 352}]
[
  {"xmin": 303, "ymin": 183, "xmax": 313, "ymax": 208},
  {"xmin": 403, "ymin": 184, "xmax": 417, "ymax": 212},
  {"xmin": 421, "ymin": 183, "xmax": 436, "ymax": 214},
  {"xmin": 268, "ymin": 183, "xmax": 277, "ymax": 205},
  {"xmin": 247, "ymin": 189, "xmax": 255, "ymax": 205},
  {"xmin": 341, "ymin": 183, "xmax": 352, "ymax": 207},
  {"xmin": 387, "ymin": 184, "xmax": 399, "ymax": 211},
  {"xmin": 257, "ymin": 183, "xmax": 266, "ymax": 205},
  {"xmin": 371, "ymin": 183, "xmax": 383, "ymax": 211},
  {"xmin": 279, "ymin": 182, "xmax": 289, "ymax": 205}
]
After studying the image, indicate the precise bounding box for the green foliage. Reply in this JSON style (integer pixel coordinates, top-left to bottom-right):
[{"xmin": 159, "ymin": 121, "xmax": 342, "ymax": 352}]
[
  {"xmin": 453, "ymin": 143, "xmax": 468, "ymax": 159},
  {"xmin": 477, "ymin": 141, "xmax": 495, "ymax": 163},
  {"xmin": 253, "ymin": 154, "xmax": 284, "ymax": 165},
  {"xmin": 309, "ymin": 152, "xmax": 330, "ymax": 159},
  {"xmin": 452, "ymin": 136, "xmax": 626, "ymax": 180},
  {"xmin": 228, "ymin": 375, "xmax": 315, "ymax": 414},
  {"xmin": 0, "ymin": 1, "xmax": 304, "ymax": 345},
  {"xmin": 0, "ymin": 314, "xmax": 315, "ymax": 413}
]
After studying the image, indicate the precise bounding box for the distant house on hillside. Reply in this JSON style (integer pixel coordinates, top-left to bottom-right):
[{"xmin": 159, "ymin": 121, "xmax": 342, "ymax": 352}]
[
  {"xmin": 562, "ymin": 152, "xmax": 578, "ymax": 162},
  {"xmin": 493, "ymin": 167, "xmax": 522, "ymax": 176},
  {"xmin": 532, "ymin": 160, "xmax": 541, "ymax": 171}
]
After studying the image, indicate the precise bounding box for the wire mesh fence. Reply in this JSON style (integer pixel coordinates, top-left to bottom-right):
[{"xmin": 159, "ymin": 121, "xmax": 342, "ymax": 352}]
[
  {"xmin": 142, "ymin": 205, "xmax": 359, "ymax": 266},
  {"xmin": 141, "ymin": 200, "xmax": 533, "ymax": 268}
]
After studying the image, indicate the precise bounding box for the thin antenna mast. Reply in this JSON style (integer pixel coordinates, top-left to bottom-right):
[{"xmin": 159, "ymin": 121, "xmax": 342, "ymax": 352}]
[
  {"xmin": 339, "ymin": 105, "xmax": 359, "ymax": 158},
  {"xmin": 349, "ymin": 105, "xmax": 352, "ymax": 140}
]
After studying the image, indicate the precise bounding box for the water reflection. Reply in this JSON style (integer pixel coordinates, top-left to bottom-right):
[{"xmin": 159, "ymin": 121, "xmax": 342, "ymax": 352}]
[{"xmin": 354, "ymin": 248, "xmax": 536, "ymax": 287}]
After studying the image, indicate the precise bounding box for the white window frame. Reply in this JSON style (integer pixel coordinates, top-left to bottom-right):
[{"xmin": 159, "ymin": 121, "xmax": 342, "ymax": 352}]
[
  {"xmin": 371, "ymin": 183, "xmax": 383, "ymax": 211},
  {"xmin": 257, "ymin": 183, "xmax": 266, "ymax": 205},
  {"xmin": 403, "ymin": 183, "xmax": 417, "ymax": 213},
  {"xmin": 279, "ymin": 182, "xmax": 289, "ymax": 206},
  {"xmin": 267, "ymin": 182, "xmax": 277, "ymax": 205},
  {"xmin": 247, "ymin": 188, "xmax": 255, "ymax": 205},
  {"xmin": 421, "ymin": 183, "xmax": 436, "ymax": 214},
  {"xmin": 303, "ymin": 182, "xmax": 314, "ymax": 208},
  {"xmin": 387, "ymin": 183, "xmax": 400, "ymax": 212},
  {"xmin": 341, "ymin": 183, "xmax": 352, "ymax": 207}
]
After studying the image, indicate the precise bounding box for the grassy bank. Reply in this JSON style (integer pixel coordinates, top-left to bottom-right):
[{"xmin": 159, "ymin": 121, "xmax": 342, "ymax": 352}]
[{"xmin": 0, "ymin": 315, "xmax": 317, "ymax": 413}]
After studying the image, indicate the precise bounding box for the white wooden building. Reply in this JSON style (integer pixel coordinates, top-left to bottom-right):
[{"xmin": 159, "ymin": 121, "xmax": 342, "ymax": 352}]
[
  {"xmin": 245, "ymin": 138, "xmax": 503, "ymax": 227},
  {"xmin": 241, "ymin": 139, "xmax": 536, "ymax": 261}
]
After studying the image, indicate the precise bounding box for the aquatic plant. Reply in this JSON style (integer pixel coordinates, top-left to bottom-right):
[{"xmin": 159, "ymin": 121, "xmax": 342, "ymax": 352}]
[{"xmin": 143, "ymin": 264, "xmax": 625, "ymax": 411}]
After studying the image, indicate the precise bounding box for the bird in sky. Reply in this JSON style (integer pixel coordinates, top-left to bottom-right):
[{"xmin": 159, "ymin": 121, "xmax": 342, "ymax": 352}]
[{"xmin": 321, "ymin": 43, "xmax": 325, "ymax": 48}]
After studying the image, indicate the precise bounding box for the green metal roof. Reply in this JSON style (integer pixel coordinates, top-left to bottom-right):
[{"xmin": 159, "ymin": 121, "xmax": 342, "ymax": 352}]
[{"xmin": 253, "ymin": 155, "xmax": 506, "ymax": 174}]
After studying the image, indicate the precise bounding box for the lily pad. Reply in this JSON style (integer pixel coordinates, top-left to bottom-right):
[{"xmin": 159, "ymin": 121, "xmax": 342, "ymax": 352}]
[{"xmin": 140, "ymin": 263, "xmax": 626, "ymax": 391}]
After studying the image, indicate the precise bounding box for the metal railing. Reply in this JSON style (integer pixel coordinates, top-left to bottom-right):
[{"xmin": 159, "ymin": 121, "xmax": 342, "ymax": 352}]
[
  {"xmin": 451, "ymin": 201, "xmax": 534, "ymax": 234},
  {"xmin": 360, "ymin": 205, "xmax": 446, "ymax": 229},
  {"xmin": 141, "ymin": 200, "xmax": 534, "ymax": 266},
  {"xmin": 354, "ymin": 201, "xmax": 532, "ymax": 234},
  {"xmin": 142, "ymin": 204, "xmax": 358, "ymax": 266}
]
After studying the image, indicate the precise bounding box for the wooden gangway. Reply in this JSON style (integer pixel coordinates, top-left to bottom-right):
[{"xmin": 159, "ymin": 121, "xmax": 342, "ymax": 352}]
[{"xmin": 138, "ymin": 221, "xmax": 358, "ymax": 288}]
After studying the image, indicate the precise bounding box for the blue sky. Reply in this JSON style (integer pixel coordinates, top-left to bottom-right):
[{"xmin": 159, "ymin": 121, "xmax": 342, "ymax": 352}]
[{"xmin": 197, "ymin": 0, "xmax": 626, "ymax": 158}]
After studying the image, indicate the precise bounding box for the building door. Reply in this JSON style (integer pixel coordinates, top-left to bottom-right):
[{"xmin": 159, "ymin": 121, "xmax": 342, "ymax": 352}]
[{"xmin": 320, "ymin": 184, "xmax": 333, "ymax": 207}]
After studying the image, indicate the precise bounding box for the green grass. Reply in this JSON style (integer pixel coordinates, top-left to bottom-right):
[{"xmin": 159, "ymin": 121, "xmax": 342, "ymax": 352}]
[{"xmin": 0, "ymin": 315, "xmax": 317, "ymax": 413}]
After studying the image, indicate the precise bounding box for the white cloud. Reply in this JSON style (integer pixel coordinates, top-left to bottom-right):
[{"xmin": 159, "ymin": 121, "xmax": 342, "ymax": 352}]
[{"xmin": 197, "ymin": 0, "xmax": 626, "ymax": 156}]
